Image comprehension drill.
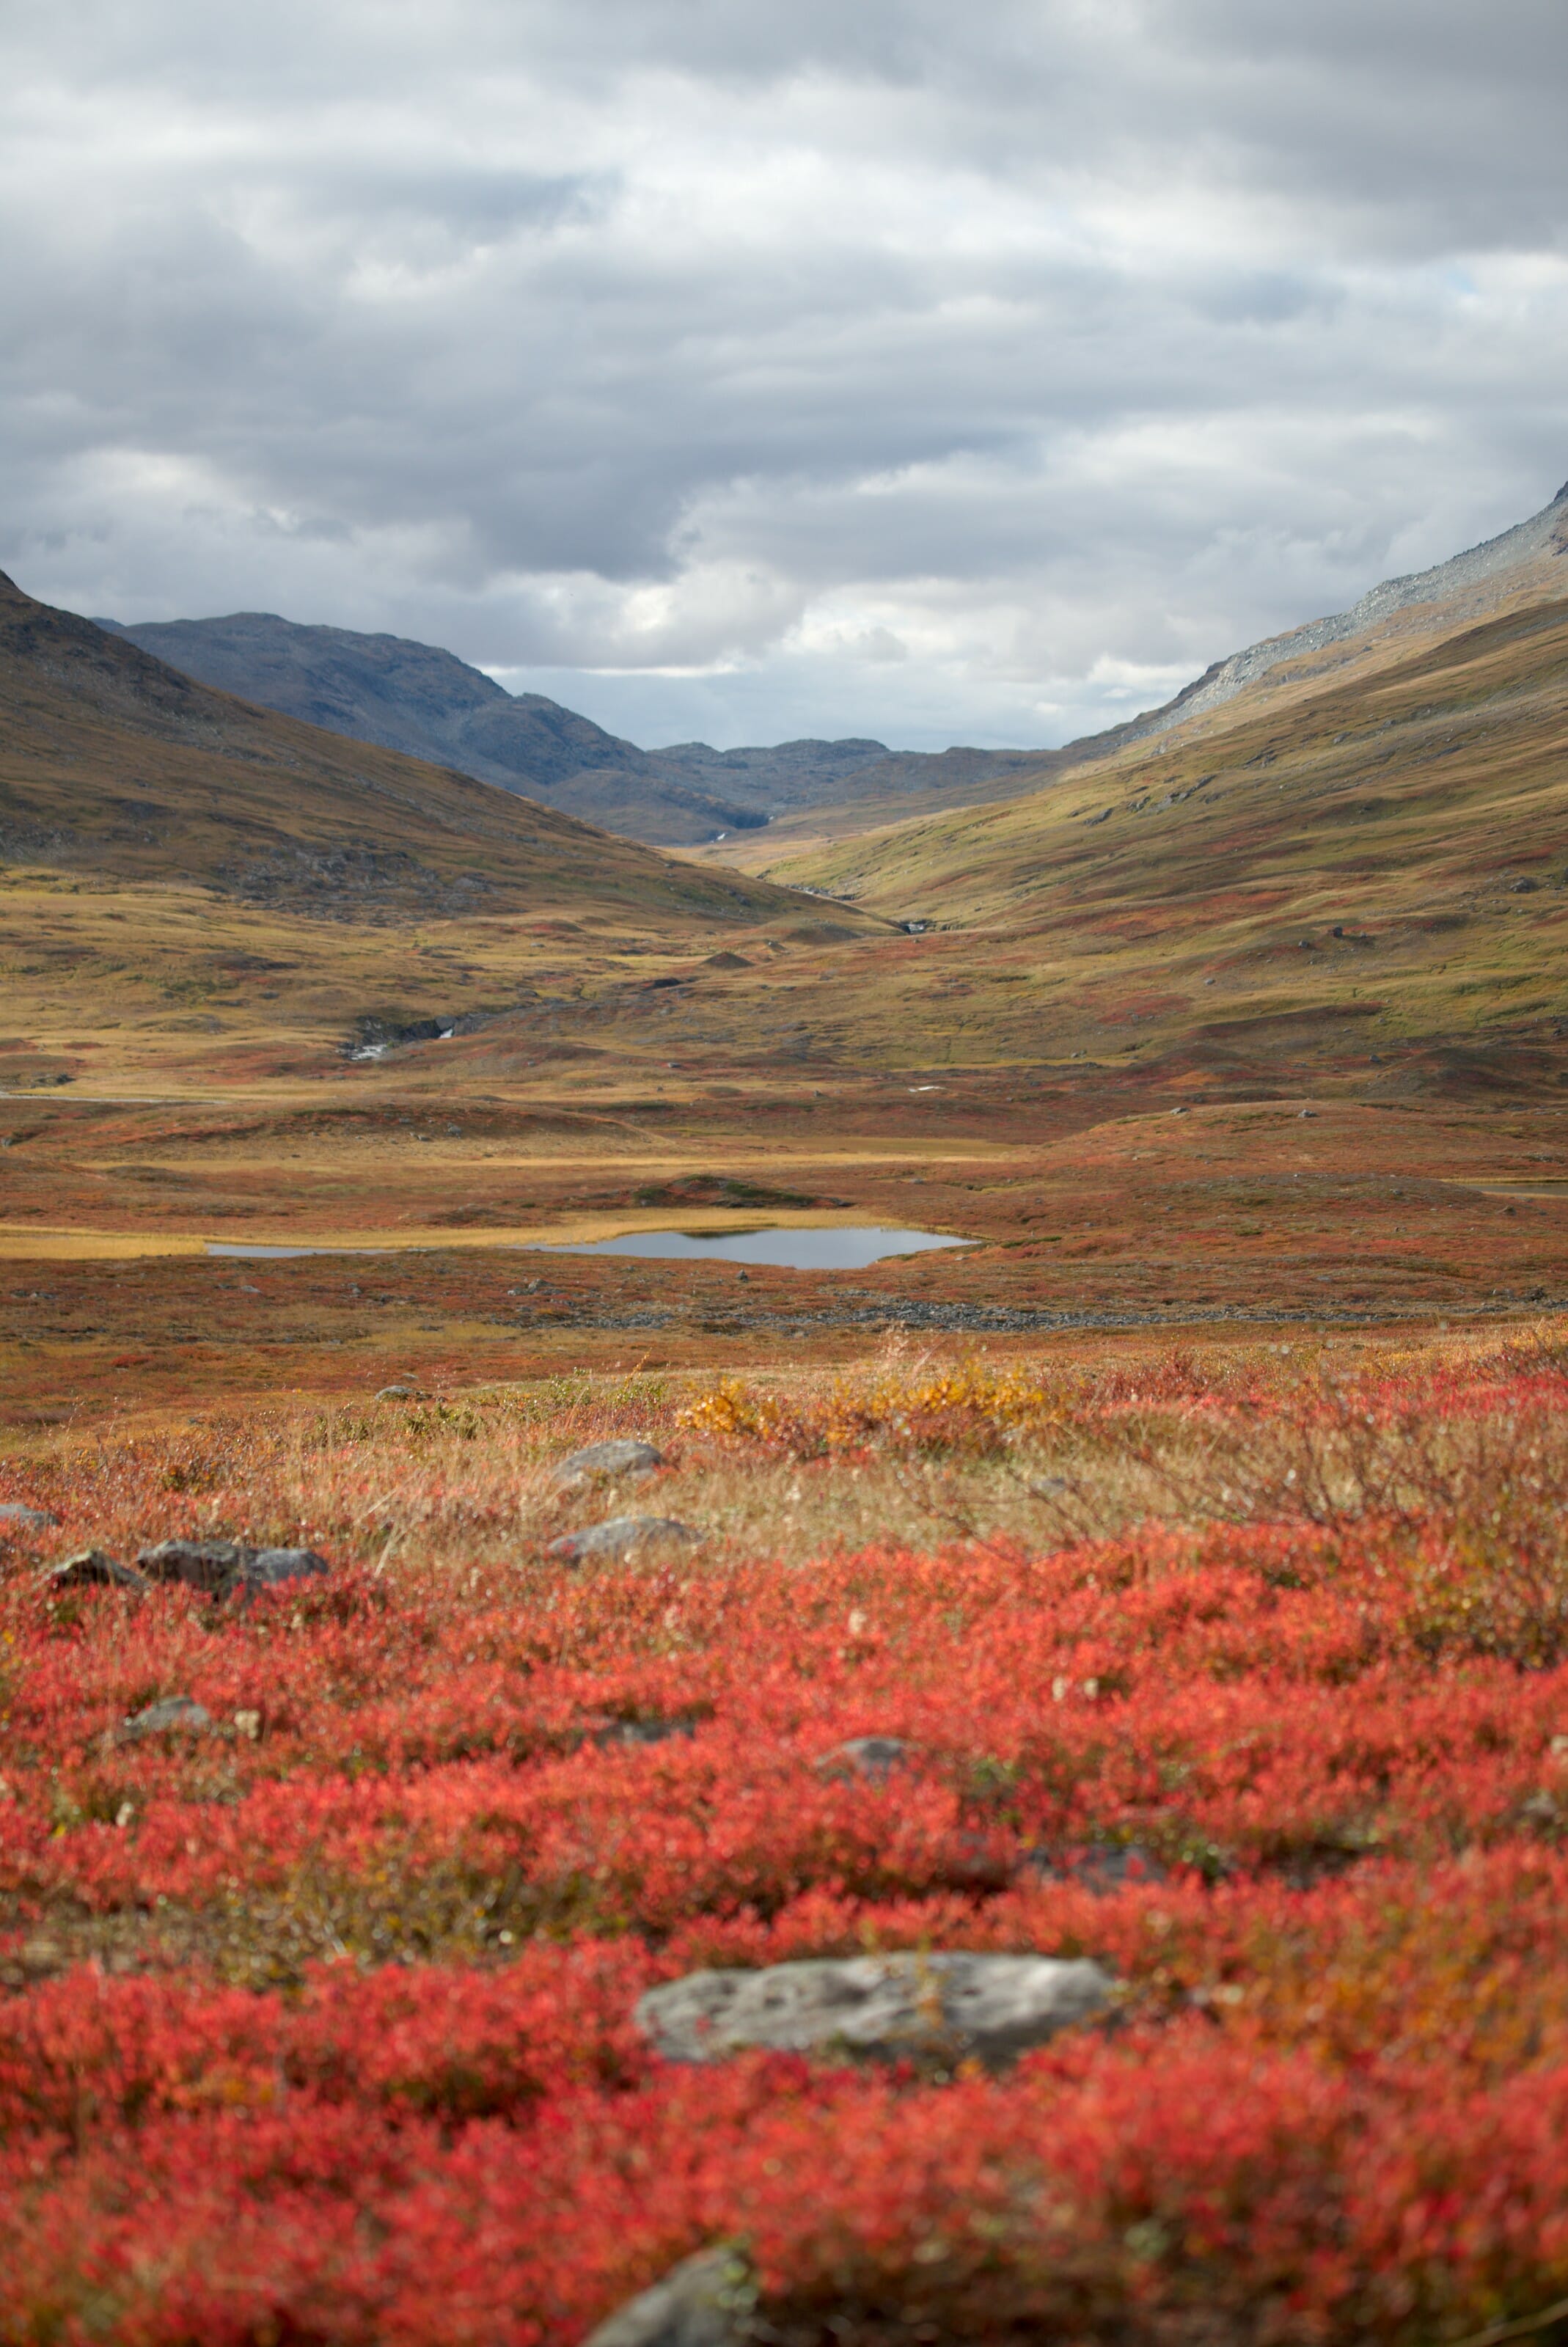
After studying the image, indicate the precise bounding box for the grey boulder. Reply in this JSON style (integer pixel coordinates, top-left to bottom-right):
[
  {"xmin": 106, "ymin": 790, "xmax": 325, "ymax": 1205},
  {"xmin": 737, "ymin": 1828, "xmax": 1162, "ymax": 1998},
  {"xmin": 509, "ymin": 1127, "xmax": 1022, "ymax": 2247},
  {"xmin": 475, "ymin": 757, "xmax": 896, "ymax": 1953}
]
[
  {"xmin": 582, "ymin": 2247, "xmax": 753, "ymax": 2347},
  {"xmin": 116, "ymin": 1695, "xmax": 213, "ymax": 1743},
  {"xmin": 553, "ymin": 1438, "xmax": 664, "ymax": 1488},
  {"xmin": 135, "ymin": 1540, "xmax": 329, "ymax": 1599},
  {"xmin": 45, "ymin": 1550, "xmax": 149, "ymax": 1592},
  {"xmin": 548, "ymin": 1516, "xmax": 702, "ymax": 1564},
  {"xmin": 637, "ymin": 1952, "xmax": 1115, "ymax": 2070},
  {"xmin": 243, "ymin": 1547, "xmax": 331, "ymax": 1591},
  {"xmin": 0, "ymin": 1502, "xmax": 58, "ymax": 1530},
  {"xmin": 136, "ymin": 1539, "xmax": 254, "ymax": 1593}
]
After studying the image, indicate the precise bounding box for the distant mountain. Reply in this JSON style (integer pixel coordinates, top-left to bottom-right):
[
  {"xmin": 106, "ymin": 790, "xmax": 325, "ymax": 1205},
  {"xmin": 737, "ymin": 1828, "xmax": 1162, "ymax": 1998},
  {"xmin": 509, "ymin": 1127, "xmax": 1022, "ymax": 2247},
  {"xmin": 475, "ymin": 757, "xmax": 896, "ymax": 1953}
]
[
  {"xmin": 0, "ymin": 573, "xmax": 795, "ymax": 924},
  {"xmin": 93, "ymin": 611, "xmax": 778, "ymax": 848},
  {"xmin": 97, "ymin": 607, "xmax": 1065, "ymax": 843},
  {"xmin": 651, "ymin": 735, "xmax": 892, "ymax": 799}
]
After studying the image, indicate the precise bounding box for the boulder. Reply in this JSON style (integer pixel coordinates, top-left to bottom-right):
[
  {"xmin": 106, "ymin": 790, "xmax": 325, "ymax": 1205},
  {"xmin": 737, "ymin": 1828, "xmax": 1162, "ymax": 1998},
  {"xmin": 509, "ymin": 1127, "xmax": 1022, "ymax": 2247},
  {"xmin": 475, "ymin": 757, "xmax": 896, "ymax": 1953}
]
[
  {"xmin": 241, "ymin": 1547, "xmax": 331, "ymax": 1592},
  {"xmin": 375, "ymin": 1383, "xmax": 427, "ymax": 1401},
  {"xmin": 582, "ymin": 2247, "xmax": 753, "ymax": 2347},
  {"xmin": 115, "ymin": 1695, "xmax": 212, "ymax": 1743},
  {"xmin": 637, "ymin": 1952, "xmax": 1115, "ymax": 2070},
  {"xmin": 548, "ymin": 1517, "xmax": 703, "ymax": 1564},
  {"xmin": 0, "ymin": 1503, "xmax": 58, "ymax": 1530},
  {"xmin": 815, "ymin": 1735, "xmax": 912, "ymax": 1782},
  {"xmin": 553, "ymin": 1438, "xmax": 664, "ymax": 1488},
  {"xmin": 45, "ymin": 1550, "xmax": 149, "ymax": 1592},
  {"xmin": 135, "ymin": 1539, "xmax": 330, "ymax": 1600},
  {"xmin": 136, "ymin": 1539, "xmax": 252, "ymax": 1593}
]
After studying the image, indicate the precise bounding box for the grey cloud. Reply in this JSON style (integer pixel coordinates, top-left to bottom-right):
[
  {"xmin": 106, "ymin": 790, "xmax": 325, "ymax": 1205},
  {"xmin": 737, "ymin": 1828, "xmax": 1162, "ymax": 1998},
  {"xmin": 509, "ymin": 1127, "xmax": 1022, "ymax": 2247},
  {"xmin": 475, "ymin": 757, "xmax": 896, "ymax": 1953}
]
[{"xmin": 1, "ymin": 0, "xmax": 1565, "ymax": 750}]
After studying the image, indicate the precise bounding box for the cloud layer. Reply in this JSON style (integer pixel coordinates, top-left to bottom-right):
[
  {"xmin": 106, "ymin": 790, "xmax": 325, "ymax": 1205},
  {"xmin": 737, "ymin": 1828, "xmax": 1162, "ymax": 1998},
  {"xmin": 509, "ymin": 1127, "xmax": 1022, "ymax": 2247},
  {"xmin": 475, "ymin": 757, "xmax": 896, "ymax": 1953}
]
[{"xmin": 3, "ymin": 1, "xmax": 1566, "ymax": 748}]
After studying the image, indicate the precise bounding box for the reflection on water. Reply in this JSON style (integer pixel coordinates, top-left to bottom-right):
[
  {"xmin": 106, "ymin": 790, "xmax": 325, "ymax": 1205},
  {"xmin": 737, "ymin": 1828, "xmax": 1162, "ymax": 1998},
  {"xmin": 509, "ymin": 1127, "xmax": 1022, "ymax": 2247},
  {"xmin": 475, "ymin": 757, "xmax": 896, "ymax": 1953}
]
[{"xmin": 538, "ymin": 1226, "xmax": 972, "ymax": 1269}]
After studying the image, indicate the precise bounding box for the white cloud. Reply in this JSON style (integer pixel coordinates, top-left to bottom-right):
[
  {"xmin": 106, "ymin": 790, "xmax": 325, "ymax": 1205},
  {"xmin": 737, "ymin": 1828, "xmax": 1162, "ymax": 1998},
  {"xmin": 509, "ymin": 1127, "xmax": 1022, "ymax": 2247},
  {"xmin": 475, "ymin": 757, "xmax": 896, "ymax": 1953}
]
[{"xmin": 1, "ymin": 0, "xmax": 1564, "ymax": 749}]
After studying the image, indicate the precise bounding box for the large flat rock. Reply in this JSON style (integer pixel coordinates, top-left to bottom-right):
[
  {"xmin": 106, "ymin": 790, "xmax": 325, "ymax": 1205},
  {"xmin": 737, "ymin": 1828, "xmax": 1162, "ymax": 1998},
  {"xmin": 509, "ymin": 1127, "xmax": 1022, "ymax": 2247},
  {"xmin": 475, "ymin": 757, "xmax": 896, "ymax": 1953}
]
[{"xmin": 636, "ymin": 1952, "xmax": 1115, "ymax": 2070}]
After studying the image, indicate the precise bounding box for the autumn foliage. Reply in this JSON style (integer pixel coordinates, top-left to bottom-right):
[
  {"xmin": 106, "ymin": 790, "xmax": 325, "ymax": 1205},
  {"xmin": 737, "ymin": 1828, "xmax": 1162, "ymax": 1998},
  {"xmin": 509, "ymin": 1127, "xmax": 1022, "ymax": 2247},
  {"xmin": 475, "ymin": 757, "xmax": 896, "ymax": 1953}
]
[{"xmin": 4, "ymin": 1342, "xmax": 1568, "ymax": 2343}]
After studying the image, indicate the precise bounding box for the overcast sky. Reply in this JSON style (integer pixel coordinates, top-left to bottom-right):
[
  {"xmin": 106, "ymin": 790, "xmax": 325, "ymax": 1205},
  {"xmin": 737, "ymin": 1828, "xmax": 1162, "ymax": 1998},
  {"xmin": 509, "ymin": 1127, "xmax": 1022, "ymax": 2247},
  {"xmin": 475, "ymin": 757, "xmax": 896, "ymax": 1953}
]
[{"xmin": 3, "ymin": 1, "xmax": 1566, "ymax": 750}]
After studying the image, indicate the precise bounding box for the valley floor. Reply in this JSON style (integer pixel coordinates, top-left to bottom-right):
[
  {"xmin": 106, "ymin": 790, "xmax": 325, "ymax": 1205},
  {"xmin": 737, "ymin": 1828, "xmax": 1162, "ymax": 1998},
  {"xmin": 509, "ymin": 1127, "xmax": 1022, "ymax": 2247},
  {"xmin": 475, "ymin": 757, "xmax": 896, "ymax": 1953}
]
[{"xmin": 3, "ymin": 842, "xmax": 1568, "ymax": 2343}]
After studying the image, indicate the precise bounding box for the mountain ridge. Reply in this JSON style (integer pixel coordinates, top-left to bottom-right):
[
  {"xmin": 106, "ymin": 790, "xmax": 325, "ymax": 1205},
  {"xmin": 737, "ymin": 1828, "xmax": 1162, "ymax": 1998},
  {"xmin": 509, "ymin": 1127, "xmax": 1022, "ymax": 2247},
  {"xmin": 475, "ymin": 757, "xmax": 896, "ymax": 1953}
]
[
  {"xmin": 0, "ymin": 570, "xmax": 799, "ymax": 925},
  {"xmin": 96, "ymin": 610, "xmax": 920, "ymax": 846},
  {"xmin": 88, "ymin": 475, "xmax": 1568, "ymax": 854}
]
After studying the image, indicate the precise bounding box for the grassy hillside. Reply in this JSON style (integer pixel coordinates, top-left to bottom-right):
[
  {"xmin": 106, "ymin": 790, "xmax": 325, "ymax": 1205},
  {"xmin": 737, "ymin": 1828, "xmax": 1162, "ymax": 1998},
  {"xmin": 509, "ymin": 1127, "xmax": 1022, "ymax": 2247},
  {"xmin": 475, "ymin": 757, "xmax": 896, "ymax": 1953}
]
[
  {"xmin": 741, "ymin": 593, "xmax": 1568, "ymax": 1083},
  {"xmin": 782, "ymin": 596, "xmax": 1567, "ymax": 924},
  {"xmin": 0, "ymin": 571, "xmax": 799, "ymax": 926}
]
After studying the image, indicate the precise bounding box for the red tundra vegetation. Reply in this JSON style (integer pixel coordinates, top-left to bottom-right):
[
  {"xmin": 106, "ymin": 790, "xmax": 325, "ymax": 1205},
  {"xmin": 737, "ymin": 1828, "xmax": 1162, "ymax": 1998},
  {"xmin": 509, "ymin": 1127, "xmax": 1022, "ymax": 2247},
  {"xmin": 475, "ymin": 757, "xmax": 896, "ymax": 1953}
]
[{"xmin": 3, "ymin": 1335, "xmax": 1568, "ymax": 2343}]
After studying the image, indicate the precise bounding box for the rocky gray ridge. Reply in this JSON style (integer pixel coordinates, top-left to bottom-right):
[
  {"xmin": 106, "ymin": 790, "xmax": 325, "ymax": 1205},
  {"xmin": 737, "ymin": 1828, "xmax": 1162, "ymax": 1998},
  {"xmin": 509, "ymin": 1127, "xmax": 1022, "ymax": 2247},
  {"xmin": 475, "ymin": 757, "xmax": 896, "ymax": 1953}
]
[
  {"xmin": 1102, "ymin": 476, "xmax": 1568, "ymax": 752},
  {"xmin": 813, "ymin": 476, "xmax": 1568, "ymax": 799}
]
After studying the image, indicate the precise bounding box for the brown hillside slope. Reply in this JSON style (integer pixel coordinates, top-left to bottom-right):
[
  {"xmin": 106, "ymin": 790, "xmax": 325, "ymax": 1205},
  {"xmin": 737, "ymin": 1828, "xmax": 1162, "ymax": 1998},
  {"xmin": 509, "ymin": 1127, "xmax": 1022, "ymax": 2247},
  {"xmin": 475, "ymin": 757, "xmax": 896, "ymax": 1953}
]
[
  {"xmin": 701, "ymin": 478, "xmax": 1568, "ymax": 866},
  {"xmin": 705, "ymin": 590, "xmax": 1568, "ymax": 1099},
  {"xmin": 778, "ymin": 592, "xmax": 1568, "ymax": 934},
  {"xmin": 0, "ymin": 571, "xmax": 801, "ymax": 926}
]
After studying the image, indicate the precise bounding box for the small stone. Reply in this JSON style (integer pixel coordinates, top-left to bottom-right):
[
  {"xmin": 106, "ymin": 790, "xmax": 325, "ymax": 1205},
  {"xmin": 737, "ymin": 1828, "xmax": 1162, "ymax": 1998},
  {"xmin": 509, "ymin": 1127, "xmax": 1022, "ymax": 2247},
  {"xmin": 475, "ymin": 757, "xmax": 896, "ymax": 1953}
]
[
  {"xmin": 45, "ymin": 1550, "xmax": 148, "ymax": 1592},
  {"xmin": 636, "ymin": 1952, "xmax": 1115, "ymax": 2070},
  {"xmin": 552, "ymin": 1438, "xmax": 664, "ymax": 1488},
  {"xmin": 136, "ymin": 1539, "xmax": 250, "ymax": 1594},
  {"xmin": 375, "ymin": 1383, "xmax": 427, "ymax": 1401},
  {"xmin": 238, "ymin": 1547, "xmax": 331, "ymax": 1592},
  {"xmin": 134, "ymin": 1539, "xmax": 330, "ymax": 1601},
  {"xmin": 0, "ymin": 1503, "xmax": 58, "ymax": 1530},
  {"xmin": 116, "ymin": 1695, "xmax": 213, "ymax": 1743},
  {"xmin": 582, "ymin": 2245, "xmax": 753, "ymax": 2347},
  {"xmin": 815, "ymin": 1735, "xmax": 912, "ymax": 1782},
  {"xmin": 1299, "ymin": 1108, "xmax": 1318, "ymax": 1118},
  {"xmin": 548, "ymin": 1516, "xmax": 703, "ymax": 1564}
]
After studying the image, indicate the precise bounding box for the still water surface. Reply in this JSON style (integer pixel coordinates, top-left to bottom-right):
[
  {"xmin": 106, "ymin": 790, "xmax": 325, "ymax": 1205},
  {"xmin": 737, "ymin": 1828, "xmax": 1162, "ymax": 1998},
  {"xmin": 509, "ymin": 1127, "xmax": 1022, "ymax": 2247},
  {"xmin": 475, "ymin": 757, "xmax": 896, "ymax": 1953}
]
[
  {"xmin": 205, "ymin": 1226, "xmax": 971, "ymax": 1268},
  {"xmin": 538, "ymin": 1226, "xmax": 972, "ymax": 1269}
]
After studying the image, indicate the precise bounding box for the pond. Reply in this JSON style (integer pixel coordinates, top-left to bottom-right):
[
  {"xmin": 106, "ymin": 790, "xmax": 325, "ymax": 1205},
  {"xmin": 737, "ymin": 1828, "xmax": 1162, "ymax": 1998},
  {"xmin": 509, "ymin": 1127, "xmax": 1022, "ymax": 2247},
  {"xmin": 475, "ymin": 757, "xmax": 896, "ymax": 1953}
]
[
  {"xmin": 537, "ymin": 1226, "xmax": 972, "ymax": 1270},
  {"xmin": 205, "ymin": 1226, "xmax": 973, "ymax": 1269}
]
